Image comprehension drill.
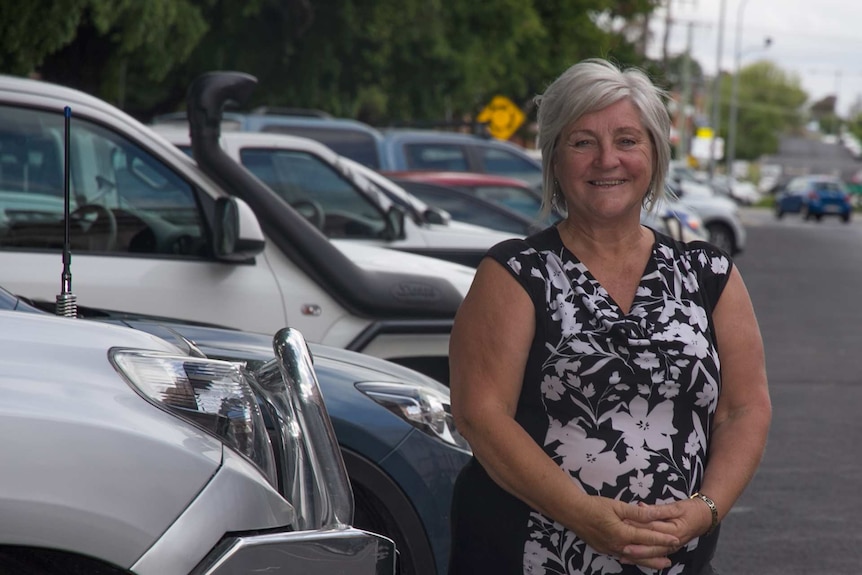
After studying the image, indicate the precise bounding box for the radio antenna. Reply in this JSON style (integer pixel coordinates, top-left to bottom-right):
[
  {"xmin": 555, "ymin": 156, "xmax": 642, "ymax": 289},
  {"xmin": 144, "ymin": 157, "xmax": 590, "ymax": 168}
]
[{"xmin": 56, "ymin": 105, "xmax": 77, "ymax": 318}]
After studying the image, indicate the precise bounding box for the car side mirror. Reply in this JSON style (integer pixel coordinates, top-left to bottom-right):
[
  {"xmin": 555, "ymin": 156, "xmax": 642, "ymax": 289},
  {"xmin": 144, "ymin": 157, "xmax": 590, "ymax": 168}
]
[
  {"xmin": 383, "ymin": 205, "xmax": 406, "ymax": 241},
  {"xmin": 215, "ymin": 196, "xmax": 266, "ymax": 261},
  {"xmin": 423, "ymin": 207, "xmax": 451, "ymax": 225}
]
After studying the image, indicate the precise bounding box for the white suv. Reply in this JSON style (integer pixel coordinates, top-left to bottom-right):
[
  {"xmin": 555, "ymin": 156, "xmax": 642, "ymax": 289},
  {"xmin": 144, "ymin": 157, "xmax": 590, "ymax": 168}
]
[
  {"xmin": 0, "ymin": 72, "xmax": 474, "ymax": 382},
  {"xmin": 153, "ymin": 127, "xmax": 516, "ymax": 267}
]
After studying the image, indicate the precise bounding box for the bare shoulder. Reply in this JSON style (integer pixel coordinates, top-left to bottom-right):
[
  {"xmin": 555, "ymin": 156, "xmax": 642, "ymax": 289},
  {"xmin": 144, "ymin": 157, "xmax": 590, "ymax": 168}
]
[{"xmin": 450, "ymin": 257, "xmax": 536, "ymax": 406}]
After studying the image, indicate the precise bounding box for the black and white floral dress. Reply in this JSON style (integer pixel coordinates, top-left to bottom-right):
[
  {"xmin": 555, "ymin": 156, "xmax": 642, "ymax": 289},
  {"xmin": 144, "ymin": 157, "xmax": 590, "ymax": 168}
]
[{"xmin": 449, "ymin": 225, "xmax": 732, "ymax": 575}]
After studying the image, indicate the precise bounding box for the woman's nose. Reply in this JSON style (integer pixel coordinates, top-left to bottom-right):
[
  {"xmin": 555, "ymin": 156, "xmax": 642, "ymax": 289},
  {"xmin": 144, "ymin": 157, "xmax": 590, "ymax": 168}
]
[{"xmin": 593, "ymin": 142, "xmax": 620, "ymax": 168}]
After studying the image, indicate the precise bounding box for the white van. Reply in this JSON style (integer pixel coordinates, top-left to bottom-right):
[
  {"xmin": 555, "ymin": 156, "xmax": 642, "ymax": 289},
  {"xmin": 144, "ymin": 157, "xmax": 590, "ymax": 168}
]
[{"xmin": 0, "ymin": 72, "xmax": 474, "ymax": 383}]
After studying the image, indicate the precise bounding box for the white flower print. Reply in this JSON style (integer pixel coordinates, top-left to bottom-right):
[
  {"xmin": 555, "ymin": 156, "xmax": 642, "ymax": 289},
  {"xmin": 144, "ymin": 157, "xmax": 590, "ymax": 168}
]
[
  {"xmin": 711, "ymin": 255, "xmax": 729, "ymax": 274},
  {"xmin": 659, "ymin": 380, "xmax": 680, "ymax": 398},
  {"xmin": 553, "ymin": 294, "xmax": 583, "ymax": 334},
  {"xmin": 542, "ymin": 373, "xmax": 566, "ymax": 401},
  {"xmin": 610, "ymin": 397, "xmax": 678, "ymax": 453},
  {"xmin": 625, "ymin": 445, "xmax": 652, "ymax": 470},
  {"xmin": 548, "ymin": 419, "xmax": 624, "ymax": 491},
  {"xmin": 629, "ymin": 470, "xmax": 654, "ymax": 498},
  {"xmin": 508, "ymin": 256, "xmax": 522, "ymax": 274},
  {"xmin": 591, "ymin": 553, "xmax": 623, "ymax": 573},
  {"xmin": 634, "ymin": 350, "xmax": 661, "ymax": 370},
  {"xmin": 684, "ymin": 430, "xmax": 700, "ymax": 456},
  {"xmin": 695, "ymin": 380, "xmax": 718, "ymax": 408}
]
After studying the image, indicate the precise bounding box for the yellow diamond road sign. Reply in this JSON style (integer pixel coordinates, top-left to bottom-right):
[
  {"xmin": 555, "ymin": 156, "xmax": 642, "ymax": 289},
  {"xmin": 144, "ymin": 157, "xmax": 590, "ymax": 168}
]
[{"xmin": 477, "ymin": 95, "xmax": 525, "ymax": 140}]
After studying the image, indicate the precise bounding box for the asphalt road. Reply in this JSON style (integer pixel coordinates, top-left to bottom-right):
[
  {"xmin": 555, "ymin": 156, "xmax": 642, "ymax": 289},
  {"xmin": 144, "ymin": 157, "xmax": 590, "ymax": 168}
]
[{"xmin": 710, "ymin": 208, "xmax": 862, "ymax": 574}]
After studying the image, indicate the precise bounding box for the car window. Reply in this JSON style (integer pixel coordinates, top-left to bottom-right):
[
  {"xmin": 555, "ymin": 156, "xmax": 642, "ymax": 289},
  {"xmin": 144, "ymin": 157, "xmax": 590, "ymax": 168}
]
[
  {"xmin": 478, "ymin": 147, "xmax": 542, "ymax": 184},
  {"xmin": 259, "ymin": 125, "xmax": 381, "ymax": 169},
  {"xmin": 0, "ymin": 105, "xmax": 208, "ymax": 257},
  {"xmin": 239, "ymin": 148, "xmax": 387, "ymax": 239},
  {"xmin": 468, "ymin": 185, "xmax": 543, "ymax": 219},
  {"xmin": 397, "ymin": 180, "xmax": 528, "ymax": 235},
  {"xmin": 404, "ymin": 144, "xmax": 469, "ymax": 171},
  {"xmin": 811, "ymin": 181, "xmax": 845, "ymax": 194}
]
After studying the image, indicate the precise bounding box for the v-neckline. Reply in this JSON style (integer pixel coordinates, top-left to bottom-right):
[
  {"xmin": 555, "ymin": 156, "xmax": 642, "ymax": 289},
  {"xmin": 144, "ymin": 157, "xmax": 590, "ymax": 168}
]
[{"xmin": 554, "ymin": 226, "xmax": 659, "ymax": 318}]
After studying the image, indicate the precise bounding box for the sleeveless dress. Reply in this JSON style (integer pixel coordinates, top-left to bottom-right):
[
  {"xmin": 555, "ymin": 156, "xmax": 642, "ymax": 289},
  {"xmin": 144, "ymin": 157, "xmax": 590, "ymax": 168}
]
[{"xmin": 448, "ymin": 225, "xmax": 732, "ymax": 575}]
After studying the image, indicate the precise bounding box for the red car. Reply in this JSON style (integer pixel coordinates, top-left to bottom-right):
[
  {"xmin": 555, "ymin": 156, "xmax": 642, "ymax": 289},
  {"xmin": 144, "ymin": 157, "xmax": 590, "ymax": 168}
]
[{"xmin": 381, "ymin": 171, "xmax": 554, "ymax": 234}]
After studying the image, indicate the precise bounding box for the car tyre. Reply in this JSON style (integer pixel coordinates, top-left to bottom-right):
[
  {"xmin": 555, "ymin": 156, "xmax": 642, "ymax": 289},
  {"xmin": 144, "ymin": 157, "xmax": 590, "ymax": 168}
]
[{"xmin": 706, "ymin": 222, "xmax": 735, "ymax": 254}]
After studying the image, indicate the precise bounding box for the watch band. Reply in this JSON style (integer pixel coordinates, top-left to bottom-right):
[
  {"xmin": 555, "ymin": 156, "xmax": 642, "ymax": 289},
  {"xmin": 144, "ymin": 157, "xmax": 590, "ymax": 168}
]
[{"xmin": 690, "ymin": 492, "xmax": 718, "ymax": 535}]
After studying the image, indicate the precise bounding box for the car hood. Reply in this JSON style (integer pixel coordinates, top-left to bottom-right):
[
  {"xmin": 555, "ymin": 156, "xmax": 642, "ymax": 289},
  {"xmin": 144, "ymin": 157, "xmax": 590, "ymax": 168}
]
[{"xmin": 331, "ymin": 240, "xmax": 476, "ymax": 296}]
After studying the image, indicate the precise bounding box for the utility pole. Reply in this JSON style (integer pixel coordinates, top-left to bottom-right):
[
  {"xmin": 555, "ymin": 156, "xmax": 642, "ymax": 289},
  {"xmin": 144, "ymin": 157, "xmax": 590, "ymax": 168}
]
[
  {"xmin": 708, "ymin": 0, "xmax": 727, "ymax": 178},
  {"xmin": 676, "ymin": 21, "xmax": 694, "ymax": 162}
]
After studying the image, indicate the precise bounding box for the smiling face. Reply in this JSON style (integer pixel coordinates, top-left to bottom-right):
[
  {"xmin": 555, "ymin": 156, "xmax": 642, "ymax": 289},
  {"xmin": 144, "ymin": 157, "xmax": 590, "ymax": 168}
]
[{"xmin": 553, "ymin": 98, "xmax": 654, "ymax": 225}]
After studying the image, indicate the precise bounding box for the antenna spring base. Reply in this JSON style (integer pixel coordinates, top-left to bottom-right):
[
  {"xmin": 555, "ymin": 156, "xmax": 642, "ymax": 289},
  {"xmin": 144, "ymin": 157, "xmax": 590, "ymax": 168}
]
[{"xmin": 56, "ymin": 293, "xmax": 78, "ymax": 318}]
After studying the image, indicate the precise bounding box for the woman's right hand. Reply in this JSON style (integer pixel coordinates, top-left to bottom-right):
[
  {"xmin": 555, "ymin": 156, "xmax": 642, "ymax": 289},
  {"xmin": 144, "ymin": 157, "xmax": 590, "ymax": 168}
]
[{"xmin": 572, "ymin": 496, "xmax": 683, "ymax": 569}]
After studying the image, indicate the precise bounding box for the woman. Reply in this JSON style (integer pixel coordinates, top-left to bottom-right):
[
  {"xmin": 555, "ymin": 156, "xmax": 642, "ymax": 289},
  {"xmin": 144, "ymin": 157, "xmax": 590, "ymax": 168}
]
[{"xmin": 448, "ymin": 59, "xmax": 771, "ymax": 574}]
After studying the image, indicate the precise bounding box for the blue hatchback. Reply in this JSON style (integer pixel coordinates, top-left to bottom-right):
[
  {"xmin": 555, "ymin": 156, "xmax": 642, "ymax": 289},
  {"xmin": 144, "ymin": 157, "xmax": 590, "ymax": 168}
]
[{"xmin": 775, "ymin": 175, "xmax": 853, "ymax": 222}]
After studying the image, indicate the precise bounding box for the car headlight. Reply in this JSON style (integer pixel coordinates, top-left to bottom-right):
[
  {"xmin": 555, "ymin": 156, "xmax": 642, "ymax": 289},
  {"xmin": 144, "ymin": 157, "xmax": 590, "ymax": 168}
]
[
  {"xmin": 355, "ymin": 382, "xmax": 471, "ymax": 452},
  {"xmin": 111, "ymin": 349, "xmax": 277, "ymax": 489}
]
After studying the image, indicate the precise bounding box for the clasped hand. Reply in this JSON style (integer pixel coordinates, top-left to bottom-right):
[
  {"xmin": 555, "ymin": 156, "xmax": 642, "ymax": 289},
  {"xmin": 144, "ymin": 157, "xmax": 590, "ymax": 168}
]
[{"xmin": 574, "ymin": 496, "xmax": 709, "ymax": 570}]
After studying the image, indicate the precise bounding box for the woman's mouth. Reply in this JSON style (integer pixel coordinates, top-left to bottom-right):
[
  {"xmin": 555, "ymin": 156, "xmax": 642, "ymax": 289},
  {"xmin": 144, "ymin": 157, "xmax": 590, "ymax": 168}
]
[{"xmin": 589, "ymin": 179, "xmax": 627, "ymax": 187}]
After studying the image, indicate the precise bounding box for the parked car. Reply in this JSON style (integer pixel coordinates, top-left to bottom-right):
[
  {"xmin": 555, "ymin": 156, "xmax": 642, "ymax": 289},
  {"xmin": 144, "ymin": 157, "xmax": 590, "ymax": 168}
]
[
  {"xmin": 4, "ymin": 286, "xmax": 469, "ymax": 575},
  {"xmin": 709, "ymin": 173, "xmax": 762, "ymax": 205},
  {"xmin": 775, "ymin": 175, "xmax": 853, "ymax": 222},
  {"xmin": 154, "ymin": 110, "xmax": 544, "ymax": 187},
  {"xmin": 0, "ymin": 305, "xmax": 396, "ymax": 574},
  {"xmin": 381, "ymin": 170, "xmax": 557, "ymax": 227},
  {"xmin": 388, "ymin": 175, "xmax": 544, "ymax": 235},
  {"xmin": 153, "ymin": 127, "xmax": 515, "ymax": 267},
  {"xmin": 377, "ymin": 129, "xmax": 543, "ymax": 188},
  {"xmin": 154, "ymin": 110, "xmax": 389, "ymax": 170},
  {"xmin": 667, "ymin": 179, "xmax": 747, "ymax": 255},
  {"xmin": 389, "ymin": 172, "xmax": 707, "ymax": 243},
  {"xmin": 0, "ymin": 71, "xmax": 475, "ymax": 383}
]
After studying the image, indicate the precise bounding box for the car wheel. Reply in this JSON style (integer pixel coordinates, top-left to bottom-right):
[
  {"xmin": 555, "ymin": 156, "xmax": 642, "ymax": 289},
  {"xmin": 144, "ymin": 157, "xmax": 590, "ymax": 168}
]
[
  {"xmin": 815, "ymin": 213, "xmax": 823, "ymax": 221},
  {"xmin": 706, "ymin": 222, "xmax": 735, "ymax": 254},
  {"xmin": 352, "ymin": 482, "xmax": 426, "ymax": 575},
  {"xmin": 843, "ymin": 212, "xmax": 852, "ymax": 223},
  {"xmin": 775, "ymin": 208, "xmax": 784, "ymax": 219}
]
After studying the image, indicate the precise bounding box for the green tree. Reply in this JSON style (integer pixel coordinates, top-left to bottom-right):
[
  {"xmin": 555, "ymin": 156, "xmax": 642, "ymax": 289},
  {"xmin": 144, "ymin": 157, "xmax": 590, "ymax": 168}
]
[
  {"xmin": 721, "ymin": 60, "xmax": 807, "ymax": 160},
  {"xmin": 1, "ymin": 0, "xmax": 208, "ymax": 113},
  {"xmin": 14, "ymin": 0, "xmax": 662, "ymax": 125}
]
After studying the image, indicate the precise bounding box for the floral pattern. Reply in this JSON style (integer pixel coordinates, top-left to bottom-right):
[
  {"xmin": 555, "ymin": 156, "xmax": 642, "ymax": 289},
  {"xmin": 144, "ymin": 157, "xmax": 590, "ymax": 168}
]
[{"xmin": 498, "ymin": 229, "xmax": 731, "ymax": 574}]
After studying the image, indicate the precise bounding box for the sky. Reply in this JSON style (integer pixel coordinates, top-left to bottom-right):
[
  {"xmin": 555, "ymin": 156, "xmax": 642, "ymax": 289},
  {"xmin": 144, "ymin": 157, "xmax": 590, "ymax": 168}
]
[{"xmin": 647, "ymin": 0, "xmax": 862, "ymax": 117}]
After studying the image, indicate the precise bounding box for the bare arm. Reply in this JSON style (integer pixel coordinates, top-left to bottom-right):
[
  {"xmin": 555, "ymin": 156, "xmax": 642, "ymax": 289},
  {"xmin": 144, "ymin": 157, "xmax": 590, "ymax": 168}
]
[
  {"xmin": 695, "ymin": 265, "xmax": 772, "ymax": 529},
  {"xmin": 450, "ymin": 257, "xmax": 681, "ymax": 567}
]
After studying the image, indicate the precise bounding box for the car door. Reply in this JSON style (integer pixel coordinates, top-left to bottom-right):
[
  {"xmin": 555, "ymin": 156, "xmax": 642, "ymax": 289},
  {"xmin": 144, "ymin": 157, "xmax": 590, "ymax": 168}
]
[{"xmin": 0, "ymin": 103, "xmax": 287, "ymax": 332}]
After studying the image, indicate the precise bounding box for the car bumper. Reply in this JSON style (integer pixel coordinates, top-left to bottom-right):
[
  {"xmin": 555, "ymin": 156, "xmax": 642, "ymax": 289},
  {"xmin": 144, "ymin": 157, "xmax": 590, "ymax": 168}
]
[{"xmin": 192, "ymin": 527, "xmax": 397, "ymax": 575}]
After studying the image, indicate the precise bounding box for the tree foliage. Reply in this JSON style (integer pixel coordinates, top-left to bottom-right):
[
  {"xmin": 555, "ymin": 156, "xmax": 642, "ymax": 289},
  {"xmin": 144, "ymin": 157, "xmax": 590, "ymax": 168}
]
[
  {"xmin": 2, "ymin": 0, "xmax": 661, "ymax": 125},
  {"xmin": 0, "ymin": 0, "xmax": 207, "ymax": 111},
  {"xmin": 720, "ymin": 60, "xmax": 807, "ymax": 160}
]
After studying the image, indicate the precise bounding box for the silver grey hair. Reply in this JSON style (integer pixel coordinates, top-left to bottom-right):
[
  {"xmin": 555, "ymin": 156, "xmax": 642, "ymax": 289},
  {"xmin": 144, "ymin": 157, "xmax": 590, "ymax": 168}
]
[{"xmin": 535, "ymin": 58, "xmax": 671, "ymax": 218}]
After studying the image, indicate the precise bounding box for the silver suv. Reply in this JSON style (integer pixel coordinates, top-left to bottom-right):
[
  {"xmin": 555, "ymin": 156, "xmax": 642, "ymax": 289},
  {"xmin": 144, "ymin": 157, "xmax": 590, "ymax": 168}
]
[{"xmin": 0, "ymin": 309, "xmax": 395, "ymax": 574}]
